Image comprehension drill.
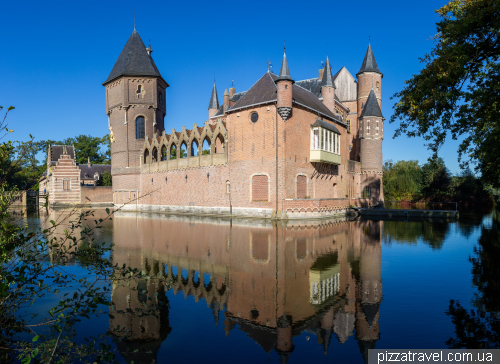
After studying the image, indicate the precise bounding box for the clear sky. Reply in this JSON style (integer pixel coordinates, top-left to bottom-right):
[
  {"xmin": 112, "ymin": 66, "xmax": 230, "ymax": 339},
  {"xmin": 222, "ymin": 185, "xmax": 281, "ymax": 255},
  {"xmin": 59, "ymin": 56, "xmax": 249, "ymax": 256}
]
[{"xmin": 0, "ymin": 0, "xmax": 464, "ymax": 172}]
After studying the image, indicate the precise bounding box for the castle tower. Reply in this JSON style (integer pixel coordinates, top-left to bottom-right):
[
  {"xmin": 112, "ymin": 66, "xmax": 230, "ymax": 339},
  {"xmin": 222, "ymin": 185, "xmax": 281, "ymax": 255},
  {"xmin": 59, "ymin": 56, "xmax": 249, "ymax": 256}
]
[
  {"xmin": 357, "ymin": 43, "xmax": 382, "ymax": 112},
  {"xmin": 320, "ymin": 55, "xmax": 336, "ymax": 114},
  {"xmin": 275, "ymin": 50, "xmax": 294, "ymax": 121},
  {"xmin": 208, "ymin": 82, "xmax": 219, "ymax": 119},
  {"xmin": 103, "ymin": 29, "xmax": 168, "ymax": 199},
  {"xmin": 357, "ymin": 44, "xmax": 384, "ymax": 199},
  {"xmin": 359, "ymin": 89, "xmax": 384, "ymax": 174}
]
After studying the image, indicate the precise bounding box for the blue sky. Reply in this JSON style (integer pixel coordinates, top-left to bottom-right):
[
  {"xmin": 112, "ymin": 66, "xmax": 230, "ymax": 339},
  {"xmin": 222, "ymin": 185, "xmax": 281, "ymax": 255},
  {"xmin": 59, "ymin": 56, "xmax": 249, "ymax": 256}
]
[{"xmin": 0, "ymin": 0, "xmax": 464, "ymax": 172}]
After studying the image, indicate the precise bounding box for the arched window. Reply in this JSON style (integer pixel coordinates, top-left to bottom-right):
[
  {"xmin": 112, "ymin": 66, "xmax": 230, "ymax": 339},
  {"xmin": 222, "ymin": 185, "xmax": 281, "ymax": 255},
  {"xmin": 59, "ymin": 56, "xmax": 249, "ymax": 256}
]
[
  {"xmin": 191, "ymin": 139, "xmax": 199, "ymax": 157},
  {"xmin": 363, "ymin": 186, "xmax": 371, "ymax": 198},
  {"xmin": 180, "ymin": 142, "xmax": 187, "ymax": 158},
  {"xmin": 161, "ymin": 145, "xmax": 167, "ymax": 161},
  {"xmin": 297, "ymin": 175, "xmax": 307, "ymax": 199},
  {"xmin": 252, "ymin": 175, "xmax": 268, "ymax": 202},
  {"xmin": 226, "ymin": 181, "xmax": 230, "ymax": 194},
  {"xmin": 143, "ymin": 149, "xmax": 149, "ymax": 164},
  {"xmin": 170, "ymin": 144, "xmax": 177, "ymax": 159},
  {"xmin": 136, "ymin": 116, "xmax": 145, "ymax": 139},
  {"xmin": 202, "ymin": 137, "xmax": 211, "ymax": 155},
  {"xmin": 215, "ymin": 134, "xmax": 225, "ymax": 154},
  {"xmin": 152, "ymin": 147, "xmax": 158, "ymax": 162}
]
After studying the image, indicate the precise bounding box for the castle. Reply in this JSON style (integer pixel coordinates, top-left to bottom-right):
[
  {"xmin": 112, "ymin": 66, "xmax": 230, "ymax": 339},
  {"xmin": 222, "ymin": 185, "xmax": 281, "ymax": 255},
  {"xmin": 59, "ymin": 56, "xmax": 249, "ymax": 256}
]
[{"xmin": 43, "ymin": 28, "xmax": 385, "ymax": 218}]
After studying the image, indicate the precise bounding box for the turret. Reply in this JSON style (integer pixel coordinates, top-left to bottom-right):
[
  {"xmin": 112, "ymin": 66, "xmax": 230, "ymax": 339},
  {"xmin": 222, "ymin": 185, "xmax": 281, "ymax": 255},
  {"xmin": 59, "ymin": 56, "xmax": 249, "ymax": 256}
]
[
  {"xmin": 208, "ymin": 82, "xmax": 219, "ymax": 119},
  {"xmin": 103, "ymin": 28, "xmax": 168, "ymax": 197},
  {"xmin": 320, "ymin": 55, "xmax": 336, "ymax": 114},
  {"xmin": 274, "ymin": 50, "xmax": 294, "ymax": 121},
  {"xmin": 357, "ymin": 43, "xmax": 382, "ymax": 115},
  {"xmin": 359, "ymin": 89, "xmax": 384, "ymax": 174}
]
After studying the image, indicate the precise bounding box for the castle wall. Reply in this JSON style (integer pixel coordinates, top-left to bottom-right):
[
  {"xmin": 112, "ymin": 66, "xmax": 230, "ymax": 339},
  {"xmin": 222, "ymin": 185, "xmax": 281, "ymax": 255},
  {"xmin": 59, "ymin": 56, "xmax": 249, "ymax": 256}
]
[{"xmin": 80, "ymin": 186, "xmax": 113, "ymax": 205}]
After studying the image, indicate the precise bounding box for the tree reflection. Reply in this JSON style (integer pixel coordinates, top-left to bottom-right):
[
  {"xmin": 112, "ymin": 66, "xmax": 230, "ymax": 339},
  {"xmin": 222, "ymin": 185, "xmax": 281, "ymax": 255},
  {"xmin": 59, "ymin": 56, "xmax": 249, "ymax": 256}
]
[
  {"xmin": 447, "ymin": 209, "xmax": 500, "ymax": 348},
  {"xmin": 382, "ymin": 220, "xmax": 450, "ymax": 250}
]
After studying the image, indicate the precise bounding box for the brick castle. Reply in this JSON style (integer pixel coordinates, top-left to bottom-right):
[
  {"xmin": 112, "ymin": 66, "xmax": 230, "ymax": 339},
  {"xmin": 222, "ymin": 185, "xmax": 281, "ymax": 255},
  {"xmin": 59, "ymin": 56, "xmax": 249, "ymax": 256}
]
[{"xmin": 43, "ymin": 28, "xmax": 385, "ymax": 218}]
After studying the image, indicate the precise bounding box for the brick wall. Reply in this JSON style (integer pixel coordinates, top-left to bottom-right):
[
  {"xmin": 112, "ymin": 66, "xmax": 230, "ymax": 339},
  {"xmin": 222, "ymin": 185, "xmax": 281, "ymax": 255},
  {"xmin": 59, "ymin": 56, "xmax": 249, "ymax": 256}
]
[
  {"xmin": 49, "ymin": 154, "xmax": 81, "ymax": 204},
  {"xmin": 81, "ymin": 186, "xmax": 113, "ymax": 204}
]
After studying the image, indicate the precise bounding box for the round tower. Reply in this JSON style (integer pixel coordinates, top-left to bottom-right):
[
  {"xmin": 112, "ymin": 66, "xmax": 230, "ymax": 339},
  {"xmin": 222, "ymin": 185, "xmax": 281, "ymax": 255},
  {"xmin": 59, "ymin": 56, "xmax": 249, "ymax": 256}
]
[
  {"xmin": 320, "ymin": 54, "xmax": 336, "ymax": 114},
  {"xmin": 208, "ymin": 81, "xmax": 219, "ymax": 120},
  {"xmin": 103, "ymin": 29, "xmax": 168, "ymax": 201},
  {"xmin": 275, "ymin": 50, "xmax": 294, "ymax": 121},
  {"xmin": 357, "ymin": 43, "xmax": 382, "ymax": 114},
  {"xmin": 357, "ymin": 43, "xmax": 384, "ymax": 201}
]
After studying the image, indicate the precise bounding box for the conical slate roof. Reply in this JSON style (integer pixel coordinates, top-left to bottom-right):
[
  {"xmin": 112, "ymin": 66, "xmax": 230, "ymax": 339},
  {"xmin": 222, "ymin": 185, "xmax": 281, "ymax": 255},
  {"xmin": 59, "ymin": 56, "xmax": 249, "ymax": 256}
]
[
  {"xmin": 104, "ymin": 30, "xmax": 163, "ymax": 84},
  {"xmin": 358, "ymin": 43, "xmax": 381, "ymax": 75},
  {"xmin": 275, "ymin": 51, "xmax": 294, "ymax": 83},
  {"xmin": 321, "ymin": 55, "xmax": 336, "ymax": 88},
  {"xmin": 360, "ymin": 89, "xmax": 383, "ymax": 118},
  {"xmin": 208, "ymin": 82, "xmax": 219, "ymax": 109}
]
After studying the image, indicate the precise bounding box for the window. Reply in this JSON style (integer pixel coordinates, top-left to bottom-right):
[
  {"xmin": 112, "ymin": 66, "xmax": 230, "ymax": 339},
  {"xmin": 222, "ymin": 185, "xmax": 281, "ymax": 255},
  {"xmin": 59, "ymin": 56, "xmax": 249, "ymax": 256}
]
[
  {"xmin": 63, "ymin": 180, "xmax": 70, "ymax": 191},
  {"xmin": 136, "ymin": 116, "xmax": 145, "ymax": 139},
  {"xmin": 347, "ymin": 120, "xmax": 351, "ymax": 133},
  {"xmin": 367, "ymin": 120, "xmax": 370, "ymax": 135},
  {"xmin": 137, "ymin": 85, "xmax": 142, "ymax": 93},
  {"xmin": 251, "ymin": 112, "xmax": 259, "ymax": 123},
  {"xmin": 311, "ymin": 127, "xmax": 340, "ymax": 155},
  {"xmin": 312, "ymin": 129, "xmax": 319, "ymax": 149},
  {"xmin": 363, "ymin": 186, "xmax": 371, "ymax": 198},
  {"xmin": 252, "ymin": 175, "xmax": 268, "ymax": 201},
  {"xmin": 226, "ymin": 181, "xmax": 230, "ymax": 194},
  {"xmin": 376, "ymin": 81, "xmax": 380, "ymax": 91},
  {"xmin": 297, "ymin": 175, "xmax": 307, "ymax": 199}
]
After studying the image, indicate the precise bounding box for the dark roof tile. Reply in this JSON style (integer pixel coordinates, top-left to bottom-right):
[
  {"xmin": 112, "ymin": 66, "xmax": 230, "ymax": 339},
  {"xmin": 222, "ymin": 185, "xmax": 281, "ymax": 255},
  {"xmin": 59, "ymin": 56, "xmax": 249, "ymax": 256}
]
[
  {"xmin": 208, "ymin": 82, "xmax": 219, "ymax": 109},
  {"xmin": 358, "ymin": 43, "xmax": 381, "ymax": 75},
  {"xmin": 360, "ymin": 89, "xmax": 383, "ymax": 118},
  {"xmin": 104, "ymin": 30, "xmax": 164, "ymax": 84},
  {"xmin": 79, "ymin": 164, "xmax": 111, "ymax": 180},
  {"xmin": 50, "ymin": 145, "xmax": 75, "ymax": 162}
]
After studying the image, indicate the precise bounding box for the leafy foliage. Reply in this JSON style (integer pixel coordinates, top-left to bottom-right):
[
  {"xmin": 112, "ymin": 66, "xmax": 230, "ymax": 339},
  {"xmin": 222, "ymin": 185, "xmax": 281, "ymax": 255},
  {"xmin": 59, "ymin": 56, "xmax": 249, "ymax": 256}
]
[
  {"xmin": 390, "ymin": 0, "xmax": 500, "ymax": 187},
  {"xmin": 0, "ymin": 107, "xmax": 167, "ymax": 362}
]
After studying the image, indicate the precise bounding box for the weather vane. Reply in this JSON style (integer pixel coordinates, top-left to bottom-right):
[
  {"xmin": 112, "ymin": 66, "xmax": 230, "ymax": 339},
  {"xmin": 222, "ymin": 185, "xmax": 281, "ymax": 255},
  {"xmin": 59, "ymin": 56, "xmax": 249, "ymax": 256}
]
[{"xmin": 267, "ymin": 59, "xmax": 272, "ymax": 72}]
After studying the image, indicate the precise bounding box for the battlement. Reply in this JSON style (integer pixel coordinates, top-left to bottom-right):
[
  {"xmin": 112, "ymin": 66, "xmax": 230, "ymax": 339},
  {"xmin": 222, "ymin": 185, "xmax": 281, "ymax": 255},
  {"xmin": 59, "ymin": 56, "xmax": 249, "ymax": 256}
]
[{"xmin": 141, "ymin": 119, "xmax": 228, "ymax": 173}]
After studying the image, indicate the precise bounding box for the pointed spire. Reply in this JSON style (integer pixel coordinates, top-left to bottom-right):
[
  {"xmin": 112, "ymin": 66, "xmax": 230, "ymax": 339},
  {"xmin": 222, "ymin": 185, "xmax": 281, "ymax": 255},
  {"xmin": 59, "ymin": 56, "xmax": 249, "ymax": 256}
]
[
  {"xmin": 208, "ymin": 82, "xmax": 219, "ymax": 110},
  {"xmin": 321, "ymin": 55, "xmax": 336, "ymax": 88},
  {"xmin": 275, "ymin": 49, "xmax": 294, "ymax": 83},
  {"xmin": 358, "ymin": 43, "xmax": 381, "ymax": 75},
  {"xmin": 104, "ymin": 29, "xmax": 163, "ymax": 84},
  {"xmin": 360, "ymin": 88, "xmax": 383, "ymax": 118}
]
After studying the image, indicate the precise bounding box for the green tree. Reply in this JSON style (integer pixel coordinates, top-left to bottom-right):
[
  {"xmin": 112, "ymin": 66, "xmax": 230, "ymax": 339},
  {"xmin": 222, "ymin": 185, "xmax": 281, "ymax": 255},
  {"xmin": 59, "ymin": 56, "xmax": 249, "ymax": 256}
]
[
  {"xmin": 383, "ymin": 160, "xmax": 422, "ymax": 200},
  {"xmin": 390, "ymin": 0, "xmax": 500, "ymax": 187},
  {"xmin": 97, "ymin": 171, "xmax": 112, "ymax": 186},
  {"xmin": 420, "ymin": 156, "xmax": 452, "ymax": 196},
  {"xmin": 61, "ymin": 135, "xmax": 108, "ymax": 165}
]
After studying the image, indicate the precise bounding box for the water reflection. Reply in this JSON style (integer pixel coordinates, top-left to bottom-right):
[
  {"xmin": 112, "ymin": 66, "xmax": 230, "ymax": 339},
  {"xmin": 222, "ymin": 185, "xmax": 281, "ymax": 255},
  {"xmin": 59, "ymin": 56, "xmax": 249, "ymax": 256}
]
[
  {"xmin": 447, "ymin": 209, "xmax": 500, "ymax": 349},
  {"xmin": 108, "ymin": 212, "xmax": 383, "ymax": 363}
]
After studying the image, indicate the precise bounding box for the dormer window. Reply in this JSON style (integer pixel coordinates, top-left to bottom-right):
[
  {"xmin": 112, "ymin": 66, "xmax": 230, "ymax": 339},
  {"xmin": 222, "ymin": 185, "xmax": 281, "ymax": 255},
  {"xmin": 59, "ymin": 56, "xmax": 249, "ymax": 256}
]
[{"xmin": 310, "ymin": 119, "xmax": 341, "ymax": 165}]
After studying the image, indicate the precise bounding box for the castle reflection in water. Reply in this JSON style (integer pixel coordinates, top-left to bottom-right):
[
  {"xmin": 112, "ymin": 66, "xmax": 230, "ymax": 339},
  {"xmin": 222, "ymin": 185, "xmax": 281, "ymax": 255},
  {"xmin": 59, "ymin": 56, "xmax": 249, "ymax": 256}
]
[{"xmin": 42, "ymin": 210, "xmax": 383, "ymax": 363}]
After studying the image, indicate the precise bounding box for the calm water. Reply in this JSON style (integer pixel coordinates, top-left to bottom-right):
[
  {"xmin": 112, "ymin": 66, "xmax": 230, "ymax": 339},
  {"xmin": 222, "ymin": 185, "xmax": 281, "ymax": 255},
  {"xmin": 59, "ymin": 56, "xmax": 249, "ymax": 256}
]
[{"xmin": 27, "ymin": 208, "xmax": 499, "ymax": 363}]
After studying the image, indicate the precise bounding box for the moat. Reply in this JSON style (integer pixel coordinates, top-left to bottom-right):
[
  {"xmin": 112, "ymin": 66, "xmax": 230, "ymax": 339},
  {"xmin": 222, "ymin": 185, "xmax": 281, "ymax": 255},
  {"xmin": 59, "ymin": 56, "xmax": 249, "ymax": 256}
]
[{"xmin": 25, "ymin": 208, "xmax": 499, "ymax": 363}]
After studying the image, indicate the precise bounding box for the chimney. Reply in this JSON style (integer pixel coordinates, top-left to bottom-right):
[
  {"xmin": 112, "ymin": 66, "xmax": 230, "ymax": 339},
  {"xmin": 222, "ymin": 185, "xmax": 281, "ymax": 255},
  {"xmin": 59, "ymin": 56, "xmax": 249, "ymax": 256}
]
[
  {"xmin": 87, "ymin": 157, "xmax": 91, "ymax": 167},
  {"xmin": 319, "ymin": 68, "xmax": 324, "ymax": 80},
  {"xmin": 223, "ymin": 89, "xmax": 230, "ymax": 113},
  {"xmin": 229, "ymin": 87, "xmax": 236, "ymax": 98}
]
